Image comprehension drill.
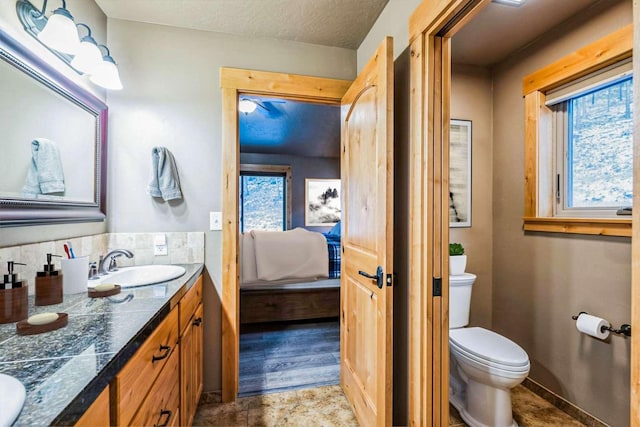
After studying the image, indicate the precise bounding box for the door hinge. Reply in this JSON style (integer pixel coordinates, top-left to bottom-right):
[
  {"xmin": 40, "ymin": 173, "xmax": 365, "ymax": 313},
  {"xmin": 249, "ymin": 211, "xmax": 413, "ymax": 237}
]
[
  {"xmin": 386, "ymin": 273, "xmax": 394, "ymax": 287},
  {"xmin": 433, "ymin": 277, "xmax": 442, "ymax": 297}
]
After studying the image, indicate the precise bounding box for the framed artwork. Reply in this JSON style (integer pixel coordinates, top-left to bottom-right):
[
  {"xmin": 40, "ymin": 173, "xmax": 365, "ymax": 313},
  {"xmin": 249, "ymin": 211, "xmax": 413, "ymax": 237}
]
[
  {"xmin": 450, "ymin": 119, "xmax": 472, "ymax": 227},
  {"xmin": 305, "ymin": 178, "xmax": 341, "ymax": 226}
]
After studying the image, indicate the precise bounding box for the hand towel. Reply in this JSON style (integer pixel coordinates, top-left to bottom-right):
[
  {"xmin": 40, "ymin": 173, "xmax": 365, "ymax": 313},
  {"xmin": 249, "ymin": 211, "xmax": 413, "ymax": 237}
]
[
  {"xmin": 22, "ymin": 138, "xmax": 65, "ymax": 195},
  {"xmin": 148, "ymin": 146, "xmax": 183, "ymax": 201}
]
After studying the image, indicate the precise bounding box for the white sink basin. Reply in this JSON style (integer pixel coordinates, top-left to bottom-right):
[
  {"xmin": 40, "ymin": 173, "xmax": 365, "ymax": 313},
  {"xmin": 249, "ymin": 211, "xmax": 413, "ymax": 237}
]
[
  {"xmin": 0, "ymin": 374, "xmax": 26, "ymax": 427},
  {"xmin": 89, "ymin": 265, "xmax": 186, "ymax": 288}
]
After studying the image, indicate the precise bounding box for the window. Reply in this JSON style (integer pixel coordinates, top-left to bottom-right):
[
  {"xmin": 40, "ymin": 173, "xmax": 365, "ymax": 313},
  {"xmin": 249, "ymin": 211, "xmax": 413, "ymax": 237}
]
[
  {"xmin": 522, "ymin": 25, "xmax": 633, "ymax": 237},
  {"xmin": 550, "ymin": 65, "xmax": 633, "ymax": 217},
  {"xmin": 239, "ymin": 164, "xmax": 291, "ymax": 232}
]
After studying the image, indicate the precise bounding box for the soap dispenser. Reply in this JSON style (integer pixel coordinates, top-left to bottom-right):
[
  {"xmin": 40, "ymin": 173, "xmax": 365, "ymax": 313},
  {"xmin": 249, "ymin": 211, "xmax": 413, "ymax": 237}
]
[
  {"xmin": 35, "ymin": 254, "xmax": 63, "ymax": 306},
  {"xmin": 0, "ymin": 261, "xmax": 28, "ymax": 324}
]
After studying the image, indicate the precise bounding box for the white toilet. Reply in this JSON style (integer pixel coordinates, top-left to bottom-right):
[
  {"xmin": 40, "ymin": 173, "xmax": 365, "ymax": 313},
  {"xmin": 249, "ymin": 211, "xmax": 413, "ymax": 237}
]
[{"xmin": 449, "ymin": 273, "xmax": 530, "ymax": 427}]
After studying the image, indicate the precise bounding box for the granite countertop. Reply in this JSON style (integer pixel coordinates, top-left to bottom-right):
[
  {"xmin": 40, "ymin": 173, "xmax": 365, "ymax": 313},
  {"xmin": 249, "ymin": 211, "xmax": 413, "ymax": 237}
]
[{"xmin": 0, "ymin": 263, "xmax": 204, "ymax": 427}]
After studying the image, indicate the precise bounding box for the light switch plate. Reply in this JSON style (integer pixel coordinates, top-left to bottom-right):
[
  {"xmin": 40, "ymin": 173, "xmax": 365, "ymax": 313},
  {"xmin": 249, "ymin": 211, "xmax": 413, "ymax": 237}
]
[{"xmin": 210, "ymin": 211, "xmax": 222, "ymax": 231}]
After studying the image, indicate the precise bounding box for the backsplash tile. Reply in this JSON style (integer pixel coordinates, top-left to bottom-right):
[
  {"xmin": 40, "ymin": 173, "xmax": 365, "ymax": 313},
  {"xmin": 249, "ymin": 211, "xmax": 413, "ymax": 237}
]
[{"xmin": 0, "ymin": 232, "xmax": 204, "ymax": 293}]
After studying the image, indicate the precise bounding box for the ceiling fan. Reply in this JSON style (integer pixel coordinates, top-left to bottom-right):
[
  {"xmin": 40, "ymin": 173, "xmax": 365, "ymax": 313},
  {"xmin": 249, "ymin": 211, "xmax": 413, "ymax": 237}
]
[{"xmin": 238, "ymin": 98, "xmax": 285, "ymax": 117}]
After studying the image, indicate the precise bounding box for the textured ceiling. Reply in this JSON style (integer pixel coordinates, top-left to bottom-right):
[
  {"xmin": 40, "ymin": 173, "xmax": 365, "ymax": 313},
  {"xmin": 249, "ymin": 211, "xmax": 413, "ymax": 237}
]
[
  {"xmin": 452, "ymin": 0, "xmax": 600, "ymax": 67},
  {"xmin": 239, "ymin": 96, "xmax": 340, "ymax": 158},
  {"xmin": 94, "ymin": 0, "xmax": 388, "ymax": 49}
]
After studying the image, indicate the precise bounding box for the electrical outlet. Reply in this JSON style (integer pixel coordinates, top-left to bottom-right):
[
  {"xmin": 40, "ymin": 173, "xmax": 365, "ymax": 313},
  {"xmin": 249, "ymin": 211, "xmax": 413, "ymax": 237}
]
[
  {"xmin": 210, "ymin": 211, "xmax": 222, "ymax": 230},
  {"xmin": 153, "ymin": 233, "xmax": 168, "ymax": 256}
]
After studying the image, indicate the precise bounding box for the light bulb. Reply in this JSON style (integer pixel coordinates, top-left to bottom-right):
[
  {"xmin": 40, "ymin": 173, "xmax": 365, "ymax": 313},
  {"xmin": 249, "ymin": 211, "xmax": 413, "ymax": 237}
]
[
  {"xmin": 90, "ymin": 56, "xmax": 123, "ymax": 90},
  {"xmin": 37, "ymin": 7, "xmax": 80, "ymax": 54},
  {"xmin": 238, "ymin": 99, "xmax": 258, "ymax": 114}
]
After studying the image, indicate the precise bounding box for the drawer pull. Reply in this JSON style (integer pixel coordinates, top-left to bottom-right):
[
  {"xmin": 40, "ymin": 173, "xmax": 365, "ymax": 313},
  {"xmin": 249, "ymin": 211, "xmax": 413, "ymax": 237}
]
[
  {"xmin": 193, "ymin": 317, "xmax": 202, "ymax": 327},
  {"xmin": 154, "ymin": 409, "xmax": 172, "ymax": 427},
  {"xmin": 152, "ymin": 345, "xmax": 171, "ymax": 363}
]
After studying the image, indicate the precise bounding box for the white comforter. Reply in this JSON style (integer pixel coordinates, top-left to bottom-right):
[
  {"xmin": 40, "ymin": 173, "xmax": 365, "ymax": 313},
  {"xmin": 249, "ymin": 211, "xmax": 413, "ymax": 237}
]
[{"xmin": 247, "ymin": 228, "xmax": 328, "ymax": 282}]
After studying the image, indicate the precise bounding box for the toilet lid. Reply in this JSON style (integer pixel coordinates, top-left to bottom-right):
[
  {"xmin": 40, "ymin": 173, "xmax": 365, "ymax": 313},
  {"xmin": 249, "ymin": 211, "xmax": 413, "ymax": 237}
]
[{"xmin": 450, "ymin": 327, "xmax": 529, "ymax": 369}]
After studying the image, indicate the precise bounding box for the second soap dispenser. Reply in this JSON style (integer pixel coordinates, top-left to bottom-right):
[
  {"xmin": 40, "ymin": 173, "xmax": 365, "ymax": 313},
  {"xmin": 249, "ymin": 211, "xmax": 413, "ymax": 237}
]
[{"xmin": 35, "ymin": 254, "xmax": 63, "ymax": 306}]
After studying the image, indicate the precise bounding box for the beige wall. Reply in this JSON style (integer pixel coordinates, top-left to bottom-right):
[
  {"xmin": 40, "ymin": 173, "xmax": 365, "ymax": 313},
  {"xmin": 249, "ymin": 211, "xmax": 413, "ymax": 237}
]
[
  {"xmin": 0, "ymin": 0, "xmax": 108, "ymax": 247},
  {"xmin": 450, "ymin": 64, "xmax": 493, "ymax": 329},
  {"xmin": 491, "ymin": 1, "xmax": 632, "ymax": 425},
  {"xmin": 105, "ymin": 18, "xmax": 356, "ymax": 391}
]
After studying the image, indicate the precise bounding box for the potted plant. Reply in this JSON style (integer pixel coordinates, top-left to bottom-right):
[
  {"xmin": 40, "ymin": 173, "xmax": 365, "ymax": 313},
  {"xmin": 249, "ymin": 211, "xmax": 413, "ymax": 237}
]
[{"xmin": 449, "ymin": 243, "xmax": 467, "ymax": 276}]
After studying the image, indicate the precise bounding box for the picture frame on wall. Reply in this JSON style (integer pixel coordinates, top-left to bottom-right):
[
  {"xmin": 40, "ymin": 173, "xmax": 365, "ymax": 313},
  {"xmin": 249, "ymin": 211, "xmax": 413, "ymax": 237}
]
[
  {"xmin": 305, "ymin": 178, "xmax": 341, "ymax": 226},
  {"xmin": 450, "ymin": 119, "xmax": 472, "ymax": 227}
]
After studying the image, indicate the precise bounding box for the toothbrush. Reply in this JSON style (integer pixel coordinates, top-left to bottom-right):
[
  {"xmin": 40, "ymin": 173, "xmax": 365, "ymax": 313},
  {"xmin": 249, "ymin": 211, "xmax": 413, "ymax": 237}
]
[
  {"xmin": 66, "ymin": 241, "xmax": 76, "ymax": 259},
  {"xmin": 63, "ymin": 244, "xmax": 71, "ymax": 259}
]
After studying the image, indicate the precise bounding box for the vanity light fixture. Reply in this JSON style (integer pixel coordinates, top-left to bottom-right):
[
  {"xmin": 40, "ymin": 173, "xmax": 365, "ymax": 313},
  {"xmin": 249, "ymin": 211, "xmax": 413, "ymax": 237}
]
[
  {"xmin": 35, "ymin": 0, "xmax": 79, "ymax": 54},
  {"xmin": 16, "ymin": 0, "xmax": 123, "ymax": 90},
  {"xmin": 89, "ymin": 45, "xmax": 123, "ymax": 91},
  {"xmin": 69, "ymin": 24, "xmax": 102, "ymax": 75},
  {"xmin": 238, "ymin": 99, "xmax": 258, "ymax": 114}
]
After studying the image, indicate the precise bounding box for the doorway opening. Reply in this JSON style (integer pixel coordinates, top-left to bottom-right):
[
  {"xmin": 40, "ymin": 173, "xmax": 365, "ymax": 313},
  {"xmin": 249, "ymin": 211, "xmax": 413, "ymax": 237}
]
[
  {"xmin": 220, "ymin": 68, "xmax": 351, "ymax": 402},
  {"xmin": 237, "ymin": 94, "xmax": 342, "ymax": 395}
]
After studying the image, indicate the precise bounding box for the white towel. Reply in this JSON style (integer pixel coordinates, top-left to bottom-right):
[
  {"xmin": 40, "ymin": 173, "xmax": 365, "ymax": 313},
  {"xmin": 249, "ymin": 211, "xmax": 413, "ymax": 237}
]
[
  {"xmin": 22, "ymin": 138, "xmax": 65, "ymax": 195},
  {"xmin": 148, "ymin": 146, "xmax": 183, "ymax": 201}
]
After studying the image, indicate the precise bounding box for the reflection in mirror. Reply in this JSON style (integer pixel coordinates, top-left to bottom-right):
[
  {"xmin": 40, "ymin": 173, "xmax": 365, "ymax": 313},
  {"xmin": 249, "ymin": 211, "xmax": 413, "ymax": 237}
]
[
  {"xmin": 1, "ymin": 58, "xmax": 96, "ymax": 202},
  {"xmin": 0, "ymin": 27, "xmax": 107, "ymax": 226}
]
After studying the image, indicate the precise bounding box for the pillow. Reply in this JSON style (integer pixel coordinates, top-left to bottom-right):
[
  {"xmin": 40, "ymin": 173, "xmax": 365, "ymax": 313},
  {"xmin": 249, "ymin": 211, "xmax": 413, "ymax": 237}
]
[{"xmin": 328, "ymin": 221, "xmax": 341, "ymax": 236}]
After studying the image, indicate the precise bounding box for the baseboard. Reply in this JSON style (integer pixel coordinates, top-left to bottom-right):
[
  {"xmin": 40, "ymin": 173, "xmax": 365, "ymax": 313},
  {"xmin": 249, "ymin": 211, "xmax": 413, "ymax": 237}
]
[{"xmin": 522, "ymin": 378, "xmax": 610, "ymax": 427}]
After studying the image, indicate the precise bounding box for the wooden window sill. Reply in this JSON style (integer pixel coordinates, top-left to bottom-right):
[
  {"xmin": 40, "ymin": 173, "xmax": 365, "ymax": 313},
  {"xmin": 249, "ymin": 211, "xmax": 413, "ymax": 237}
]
[{"xmin": 523, "ymin": 217, "xmax": 631, "ymax": 237}]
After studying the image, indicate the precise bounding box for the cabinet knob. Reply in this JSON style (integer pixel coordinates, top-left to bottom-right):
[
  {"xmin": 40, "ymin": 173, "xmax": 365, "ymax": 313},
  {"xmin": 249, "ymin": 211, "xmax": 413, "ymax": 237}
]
[{"xmin": 193, "ymin": 317, "xmax": 202, "ymax": 327}]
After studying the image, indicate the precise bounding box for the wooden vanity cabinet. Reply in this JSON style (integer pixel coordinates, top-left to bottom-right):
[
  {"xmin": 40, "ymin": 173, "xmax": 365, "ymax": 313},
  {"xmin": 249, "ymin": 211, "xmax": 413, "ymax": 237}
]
[
  {"xmin": 112, "ymin": 308, "xmax": 179, "ymax": 426},
  {"xmin": 180, "ymin": 277, "xmax": 204, "ymax": 426},
  {"xmin": 75, "ymin": 386, "xmax": 110, "ymax": 427},
  {"xmin": 105, "ymin": 274, "xmax": 203, "ymax": 427},
  {"xmin": 129, "ymin": 344, "xmax": 180, "ymax": 427}
]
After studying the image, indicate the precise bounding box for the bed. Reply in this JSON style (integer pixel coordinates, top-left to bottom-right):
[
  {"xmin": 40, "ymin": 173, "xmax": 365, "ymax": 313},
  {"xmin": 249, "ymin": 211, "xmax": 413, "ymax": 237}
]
[{"xmin": 239, "ymin": 227, "xmax": 341, "ymax": 324}]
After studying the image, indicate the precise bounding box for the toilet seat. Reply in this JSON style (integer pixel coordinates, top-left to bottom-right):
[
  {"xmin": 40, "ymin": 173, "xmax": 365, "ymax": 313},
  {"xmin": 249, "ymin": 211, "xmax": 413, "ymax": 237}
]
[{"xmin": 450, "ymin": 327, "xmax": 529, "ymax": 372}]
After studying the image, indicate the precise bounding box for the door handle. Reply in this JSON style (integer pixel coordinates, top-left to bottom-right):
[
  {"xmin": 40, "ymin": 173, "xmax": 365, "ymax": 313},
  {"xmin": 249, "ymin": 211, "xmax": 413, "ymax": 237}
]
[{"xmin": 358, "ymin": 266, "xmax": 384, "ymax": 289}]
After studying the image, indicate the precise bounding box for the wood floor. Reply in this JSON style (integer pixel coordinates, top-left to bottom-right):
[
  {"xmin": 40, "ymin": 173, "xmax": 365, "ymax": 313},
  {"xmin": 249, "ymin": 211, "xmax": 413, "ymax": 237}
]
[{"xmin": 239, "ymin": 319, "xmax": 340, "ymax": 396}]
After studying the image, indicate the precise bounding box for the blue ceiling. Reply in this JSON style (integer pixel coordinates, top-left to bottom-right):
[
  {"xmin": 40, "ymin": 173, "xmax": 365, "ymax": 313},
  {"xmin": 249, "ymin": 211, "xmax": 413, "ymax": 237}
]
[{"xmin": 239, "ymin": 95, "xmax": 340, "ymax": 158}]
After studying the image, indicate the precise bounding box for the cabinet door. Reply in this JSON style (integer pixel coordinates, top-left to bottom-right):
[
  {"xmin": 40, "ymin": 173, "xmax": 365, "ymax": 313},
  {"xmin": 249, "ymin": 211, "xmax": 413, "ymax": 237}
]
[
  {"xmin": 181, "ymin": 303, "xmax": 204, "ymax": 427},
  {"xmin": 180, "ymin": 317, "xmax": 195, "ymax": 427},
  {"xmin": 193, "ymin": 303, "xmax": 204, "ymax": 406}
]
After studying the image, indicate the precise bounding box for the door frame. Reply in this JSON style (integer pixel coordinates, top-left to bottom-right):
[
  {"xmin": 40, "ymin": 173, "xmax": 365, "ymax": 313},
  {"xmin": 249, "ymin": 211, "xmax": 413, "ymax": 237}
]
[
  {"xmin": 408, "ymin": 0, "xmax": 640, "ymax": 425},
  {"xmin": 407, "ymin": 1, "xmax": 491, "ymax": 424},
  {"xmin": 220, "ymin": 68, "xmax": 351, "ymax": 401}
]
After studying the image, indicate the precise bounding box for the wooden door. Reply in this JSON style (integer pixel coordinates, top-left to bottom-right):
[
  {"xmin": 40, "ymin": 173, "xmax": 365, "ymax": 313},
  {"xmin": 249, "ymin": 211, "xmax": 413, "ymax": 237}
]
[{"xmin": 340, "ymin": 37, "xmax": 393, "ymax": 427}]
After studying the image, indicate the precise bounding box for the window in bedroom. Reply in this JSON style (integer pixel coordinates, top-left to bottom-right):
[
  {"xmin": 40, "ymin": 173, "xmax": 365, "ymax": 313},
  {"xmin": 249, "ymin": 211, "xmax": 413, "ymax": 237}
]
[
  {"xmin": 239, "ymin": 164, "xmax": 292, "ymax": 232},
  {"xmin": 549, "ymin": 61, "xmax": 633, "ymax": 217}
]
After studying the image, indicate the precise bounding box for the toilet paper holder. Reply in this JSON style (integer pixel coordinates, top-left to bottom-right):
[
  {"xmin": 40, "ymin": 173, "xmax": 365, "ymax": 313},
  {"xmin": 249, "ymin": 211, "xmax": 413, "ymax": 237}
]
[{"xmin": 571, "ymin": 312, "xmax": 632, "ymax": 337}]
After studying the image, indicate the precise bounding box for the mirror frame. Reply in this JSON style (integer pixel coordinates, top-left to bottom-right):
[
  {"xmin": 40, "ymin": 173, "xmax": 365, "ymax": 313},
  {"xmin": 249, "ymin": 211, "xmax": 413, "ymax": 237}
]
[{"xmin": 0, "ymin": 27, "xmax": 107, "ymax": 227}]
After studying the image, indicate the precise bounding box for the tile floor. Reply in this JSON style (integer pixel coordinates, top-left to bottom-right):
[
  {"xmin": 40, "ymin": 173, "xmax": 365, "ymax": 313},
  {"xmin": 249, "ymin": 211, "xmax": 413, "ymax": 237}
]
[
  {"xmin": 194, "ymin": 384, "xmax": 357, "ymax": 426},
  {"xmin": 194, "ymin": 383, "xmax": 587, "ymax": 427},
  {"xmin": 449, "ymin": 385, "xmax": 586, "ymax": 427}
]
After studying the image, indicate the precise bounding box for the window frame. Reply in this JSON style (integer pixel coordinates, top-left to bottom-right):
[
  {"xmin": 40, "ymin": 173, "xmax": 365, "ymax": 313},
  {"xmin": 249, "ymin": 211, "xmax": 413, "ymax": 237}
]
[
  {"xmin": 552, "ymin": 72, "xmax": 633, "ymax": 218},
  {"xmin": 239, "ymin": 164, "xmax": 292, "ymax": 232},
  {"xmin": 522, "ymin": 25, "xmax": 633, "ymax": 237}
]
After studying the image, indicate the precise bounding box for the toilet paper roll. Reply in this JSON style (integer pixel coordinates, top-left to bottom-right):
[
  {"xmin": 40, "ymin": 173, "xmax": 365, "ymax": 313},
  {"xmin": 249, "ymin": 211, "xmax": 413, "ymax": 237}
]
[{"xmin": 576, "ymin": 313, "xmax": 610, "ymax": 340}]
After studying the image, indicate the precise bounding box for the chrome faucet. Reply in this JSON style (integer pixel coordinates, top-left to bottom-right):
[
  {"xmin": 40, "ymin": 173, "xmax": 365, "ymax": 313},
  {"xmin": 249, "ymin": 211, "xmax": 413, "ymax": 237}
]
[{"xmin": 99, "ymin": 249, "xmax": 134, "ymax": 274}]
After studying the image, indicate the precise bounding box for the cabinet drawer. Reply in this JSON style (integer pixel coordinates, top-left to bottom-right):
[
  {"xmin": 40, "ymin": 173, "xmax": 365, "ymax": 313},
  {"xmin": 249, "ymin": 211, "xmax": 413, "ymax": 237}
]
[
  {"xmin": 179, "ymin": 276, "xmax": 202, "ymax": 334},
  {"xmin": 129, "ymin": 345, "xmax": 180, "ymax": 427},
  {"xmin": 114, "ymin": 308, "xmax": 179, "ymax": 426}
]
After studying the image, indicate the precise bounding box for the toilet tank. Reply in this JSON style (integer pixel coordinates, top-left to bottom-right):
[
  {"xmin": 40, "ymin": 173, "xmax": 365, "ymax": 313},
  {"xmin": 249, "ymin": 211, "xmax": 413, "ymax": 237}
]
[{"xmin": 449, "ymin": 273, "xmax": 476, "ymax": 329}]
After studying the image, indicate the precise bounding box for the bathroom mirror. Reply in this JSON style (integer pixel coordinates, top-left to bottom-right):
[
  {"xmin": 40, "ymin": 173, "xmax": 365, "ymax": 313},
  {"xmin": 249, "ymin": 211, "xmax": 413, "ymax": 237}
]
[{"xmin": 0, "ymin": 27, "xmax": 107, "ymax": 226}]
